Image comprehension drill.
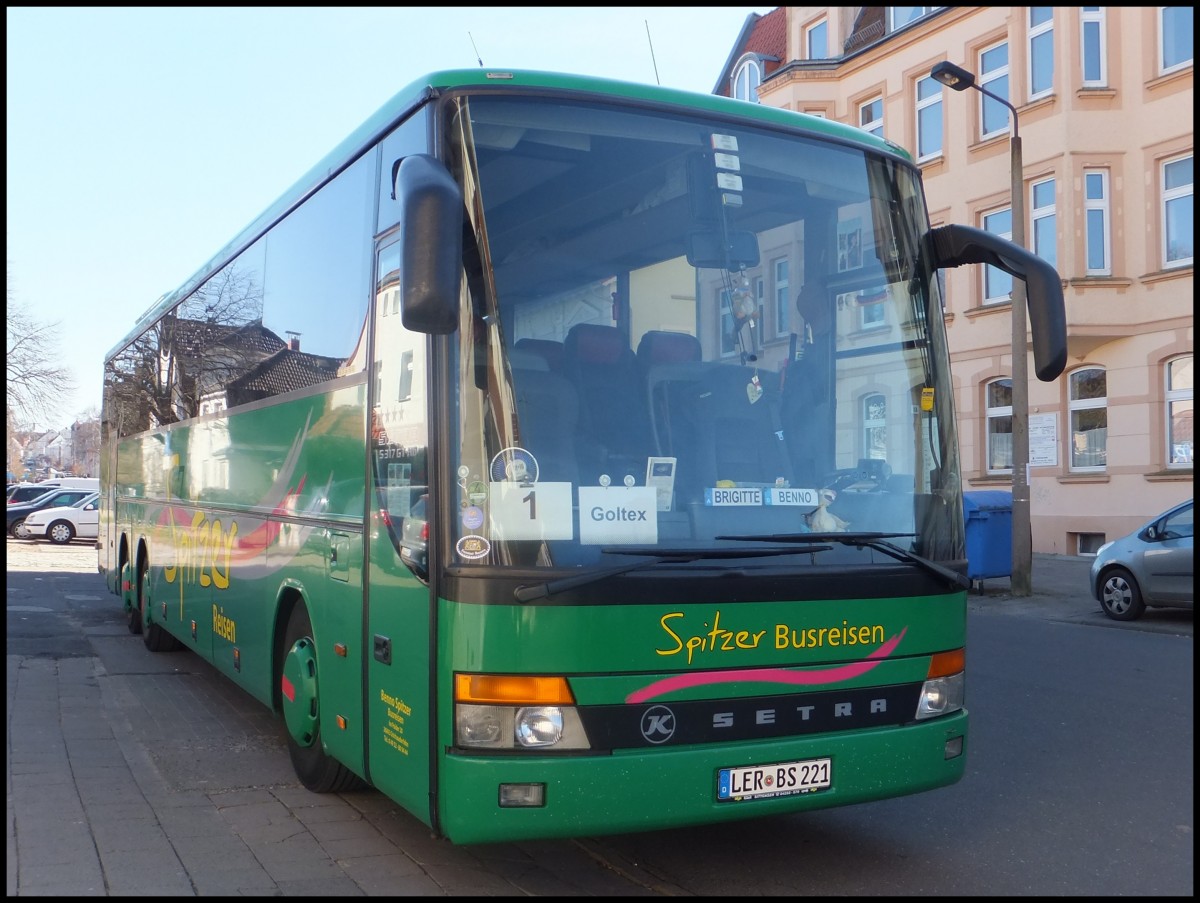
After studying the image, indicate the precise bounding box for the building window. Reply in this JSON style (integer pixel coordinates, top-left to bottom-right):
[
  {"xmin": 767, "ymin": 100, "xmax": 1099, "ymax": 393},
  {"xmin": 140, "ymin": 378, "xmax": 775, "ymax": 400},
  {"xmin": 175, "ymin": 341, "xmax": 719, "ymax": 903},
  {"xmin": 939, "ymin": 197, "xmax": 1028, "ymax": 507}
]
[
  {"xmin": 1028, "ymin": 177, "xmax": 1057, "ymax": 268},
  {"xmin": 858, "ymin": 97, "xmax": 884, "ymax": 137},
  {"xmin": 862, "ymin": 393, "xmax": 887, "ymax": 461},
  {"xmin": 986, "ymin": 378, "xmax": 1013, "ymax": 473},
  {"xmin": 1162, "ymin": 154, "xmax": 1194, "ymax": 269},
  {"xmin": 859, "ymin": 291, "xmax": 887, "ymax": 330},
  {"xmin": 1028, "ymin": 8, "xmax": 1054, "ymax": 100},
  {"xmin": 732, "ymin": 58, "xmax": 762, "ymax": 103},
  {"xmin": 1069, "ymin": 367, "xmax": 1107, "ymax": 470},
  {"xmin": 397, "ymin": 349, "xmax": 414, "ymax": 402},
  {"xmin": 1159, "ymin": 6, "xmax": 1194, "ymax": 75},
  {"xmin": 754, "ymin": 275, "xmax": 766, "ymax": 339},
  {"xmin": 719, "ymin": 289, "xmax": 736, "ymax": 357},
  {"xmin": 916, "ymin": 75, "xmax": 943, "ymax": 162},
  {"xmin": 979, "ymin": 42, "xmax": 1011, "ymax": 140},
  {"xmin": 773, "ymin": 258, "xmax": 790, "ymax": 337},
  {"xmin": 890, "ymin": 7, "xmax": 942, "ymax": 32},
  {"xmin": 1080, "ymin": 7, "xmax": 1107, "ymax": 87},
  {"xmin": 982, "ymin": 207, "xmax": 1013, "ymax": 304},
  {"xmin": 1084, "ymin": 169, "xmax": 1111, "ymax": 276},
  {"xmin": 806, "ymin": 19, "xmax": 829, "ymax": 60},
  {"xmin": 1166, "ymin": 355, "xmax": 1194, "ymax": 466}
]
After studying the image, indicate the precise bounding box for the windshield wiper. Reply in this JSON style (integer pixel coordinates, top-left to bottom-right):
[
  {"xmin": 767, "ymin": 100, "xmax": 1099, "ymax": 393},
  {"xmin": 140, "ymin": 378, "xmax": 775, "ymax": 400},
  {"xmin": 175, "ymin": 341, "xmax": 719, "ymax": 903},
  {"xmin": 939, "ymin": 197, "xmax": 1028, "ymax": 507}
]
[
  {"xmin": 715, "ymin": 531, "xmax": 971, "ymax": 592},
  {"xmin": 513, "ymin": 545, "xmax": 831, "ymax": 602}
]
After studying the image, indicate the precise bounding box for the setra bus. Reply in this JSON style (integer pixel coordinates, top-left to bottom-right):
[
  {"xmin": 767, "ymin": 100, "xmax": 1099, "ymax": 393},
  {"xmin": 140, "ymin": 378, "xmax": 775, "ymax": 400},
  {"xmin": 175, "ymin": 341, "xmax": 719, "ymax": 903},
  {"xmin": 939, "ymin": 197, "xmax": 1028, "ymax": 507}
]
[{"xmin": 99, "ymin": 69, "xmax": 1066, "ymax": 844}]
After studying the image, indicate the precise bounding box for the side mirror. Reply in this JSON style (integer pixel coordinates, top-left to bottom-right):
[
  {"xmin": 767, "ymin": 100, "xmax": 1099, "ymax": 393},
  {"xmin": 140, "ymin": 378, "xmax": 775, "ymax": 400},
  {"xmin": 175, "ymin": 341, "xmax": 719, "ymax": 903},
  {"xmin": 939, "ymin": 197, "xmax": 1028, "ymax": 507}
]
[
  {"xmin": 394, "ymin": 154, "xmax": 464, "ymax": 335},
  {"xmin": 685, "ymin": 228, "xmax": 760, "ymax": 271},
  {"xmin": 926, "ymin": 224, "xmax": 1067, "ymax": 382}
]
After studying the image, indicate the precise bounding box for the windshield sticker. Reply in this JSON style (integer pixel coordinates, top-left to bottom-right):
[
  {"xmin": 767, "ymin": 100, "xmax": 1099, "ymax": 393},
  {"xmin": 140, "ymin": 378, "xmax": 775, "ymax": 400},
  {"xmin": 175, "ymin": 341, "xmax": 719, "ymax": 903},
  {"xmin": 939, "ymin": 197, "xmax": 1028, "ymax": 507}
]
[
  {"xmin": 456, "ymin": 535, "xmax": 491, "ymax": 560},
  {"xmin": 488, "ymin": 480, "xmax": 574, "ymax": 541},
  {"xmin": 461, "ymin": 505, "xmax": 485, "ymax": 531},
  {"xmin": 578, "ymin": 485, "xmax": 657, "ymax": 545},
  {"xmin": 490, "ymin": 447, "xmax": 538, "ymax": 485}
]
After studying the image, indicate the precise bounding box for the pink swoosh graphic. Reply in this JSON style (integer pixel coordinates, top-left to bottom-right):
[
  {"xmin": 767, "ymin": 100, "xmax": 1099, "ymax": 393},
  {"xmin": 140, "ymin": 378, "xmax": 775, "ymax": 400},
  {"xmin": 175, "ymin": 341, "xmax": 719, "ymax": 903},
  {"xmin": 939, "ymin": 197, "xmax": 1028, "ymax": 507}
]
[{"xmin": 625, "ymin": 627, "xmax": 907, "ymax": 704}]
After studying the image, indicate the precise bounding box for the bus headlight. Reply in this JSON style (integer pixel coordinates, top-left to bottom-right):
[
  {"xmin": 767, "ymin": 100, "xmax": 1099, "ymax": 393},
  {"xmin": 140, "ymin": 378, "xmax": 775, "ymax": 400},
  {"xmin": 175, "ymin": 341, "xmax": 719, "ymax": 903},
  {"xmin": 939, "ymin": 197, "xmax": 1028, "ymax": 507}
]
[
  {"xmin": 456, "ymin": 704, "xmax": 590, "ymax": 749},
  {"xmin": 453, "ymin": 673, "xmax": 591, "ymax": 750},
  {"xmin": 915, "ymin": 672, "xmax": 965, "ymax": 719}
]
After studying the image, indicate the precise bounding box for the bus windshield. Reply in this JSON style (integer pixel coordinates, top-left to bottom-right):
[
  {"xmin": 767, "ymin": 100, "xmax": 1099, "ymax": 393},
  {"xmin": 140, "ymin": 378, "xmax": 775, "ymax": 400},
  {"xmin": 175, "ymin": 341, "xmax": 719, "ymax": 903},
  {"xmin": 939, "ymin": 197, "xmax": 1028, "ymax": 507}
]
[{"xmin": 416, "ymin": 93, "xmax": 963, "ymax": 573}]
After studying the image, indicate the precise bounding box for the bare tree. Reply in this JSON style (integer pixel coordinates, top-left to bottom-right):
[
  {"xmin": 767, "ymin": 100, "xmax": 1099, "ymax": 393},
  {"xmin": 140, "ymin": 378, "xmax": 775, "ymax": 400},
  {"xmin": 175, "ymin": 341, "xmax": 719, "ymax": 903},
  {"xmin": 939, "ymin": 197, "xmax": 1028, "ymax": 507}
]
[
  {"xmin": 71, "ymin": 406, "xmax": 101, "ymax": 477},
  {"xmin": 7, "ymin": 284, "xmax": 74, "ymax": 427}
]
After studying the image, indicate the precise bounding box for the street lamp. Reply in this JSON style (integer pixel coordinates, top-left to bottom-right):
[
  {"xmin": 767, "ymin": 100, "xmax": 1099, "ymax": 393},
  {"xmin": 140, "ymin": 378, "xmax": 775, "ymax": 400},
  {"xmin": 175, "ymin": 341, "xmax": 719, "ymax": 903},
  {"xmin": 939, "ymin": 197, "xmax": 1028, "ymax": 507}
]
[{"xmin": 931, "ymin": 60, "xmax": 1032, "ymax": 597}]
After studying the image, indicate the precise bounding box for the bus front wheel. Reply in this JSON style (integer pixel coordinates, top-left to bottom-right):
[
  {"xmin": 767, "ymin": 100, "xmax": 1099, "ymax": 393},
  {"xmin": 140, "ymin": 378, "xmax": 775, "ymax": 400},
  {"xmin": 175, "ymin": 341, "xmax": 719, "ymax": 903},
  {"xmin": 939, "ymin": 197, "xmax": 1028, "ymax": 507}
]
[{"xmin": 280, "ymin": 603, "xmax": 362, "ymax": 793}]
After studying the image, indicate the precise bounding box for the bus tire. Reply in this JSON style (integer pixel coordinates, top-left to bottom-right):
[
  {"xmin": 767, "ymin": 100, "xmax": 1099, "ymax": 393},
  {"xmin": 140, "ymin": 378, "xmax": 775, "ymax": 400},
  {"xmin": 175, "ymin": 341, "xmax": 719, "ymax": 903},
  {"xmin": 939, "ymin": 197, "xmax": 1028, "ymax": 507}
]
[
  {"xmin": 139, "ymin": 560, "xmax": 183, "ymax": 652},
  {"xmin": 124, "ymin": 557, "xmax": 142, "ymax": 635},
  {"xmin": 280, "ymin": 603, "xmax": 363, "ymax": 793}
]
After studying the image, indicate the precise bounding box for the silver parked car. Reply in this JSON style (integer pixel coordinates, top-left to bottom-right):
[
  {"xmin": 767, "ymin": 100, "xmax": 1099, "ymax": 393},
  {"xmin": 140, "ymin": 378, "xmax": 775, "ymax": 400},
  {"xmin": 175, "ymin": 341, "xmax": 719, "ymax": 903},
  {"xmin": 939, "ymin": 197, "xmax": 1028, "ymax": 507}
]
[{"xmin": 1090, "ymin": 499, "xmax": 1193, "ymax": 621}]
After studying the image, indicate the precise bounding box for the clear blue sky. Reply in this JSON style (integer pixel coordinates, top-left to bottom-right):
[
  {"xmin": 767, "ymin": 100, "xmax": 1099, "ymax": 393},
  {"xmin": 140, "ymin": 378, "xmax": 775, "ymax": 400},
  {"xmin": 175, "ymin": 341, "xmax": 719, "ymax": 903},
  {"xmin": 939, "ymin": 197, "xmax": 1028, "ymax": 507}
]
[{"xmin": 6, "ymin": 6, "xmax": 774, "ymax": 428}]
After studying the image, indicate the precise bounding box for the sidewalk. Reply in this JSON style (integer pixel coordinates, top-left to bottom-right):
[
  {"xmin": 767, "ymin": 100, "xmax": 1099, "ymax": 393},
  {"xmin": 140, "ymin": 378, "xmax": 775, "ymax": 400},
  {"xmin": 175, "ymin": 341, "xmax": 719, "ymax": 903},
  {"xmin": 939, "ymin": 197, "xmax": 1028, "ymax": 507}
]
[{"xmin": 969, "ymin": 552, "xmax": 1092, "ymax": 599}]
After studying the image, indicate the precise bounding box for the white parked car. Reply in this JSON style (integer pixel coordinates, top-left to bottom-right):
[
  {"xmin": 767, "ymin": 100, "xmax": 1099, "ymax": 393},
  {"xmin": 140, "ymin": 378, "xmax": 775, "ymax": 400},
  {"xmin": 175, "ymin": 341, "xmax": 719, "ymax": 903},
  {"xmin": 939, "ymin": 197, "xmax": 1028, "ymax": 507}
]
[{"xmin": 21, "ymin": 492, "xmax": 100, "ymax": 545}]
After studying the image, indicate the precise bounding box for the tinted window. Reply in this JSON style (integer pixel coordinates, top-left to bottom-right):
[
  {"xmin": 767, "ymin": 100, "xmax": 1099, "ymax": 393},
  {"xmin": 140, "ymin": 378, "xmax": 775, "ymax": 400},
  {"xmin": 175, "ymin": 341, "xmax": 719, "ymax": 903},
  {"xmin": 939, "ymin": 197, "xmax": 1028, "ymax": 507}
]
[{"xmin": 262, "ymin": 151, "xmax": 375, "ymax": 369}]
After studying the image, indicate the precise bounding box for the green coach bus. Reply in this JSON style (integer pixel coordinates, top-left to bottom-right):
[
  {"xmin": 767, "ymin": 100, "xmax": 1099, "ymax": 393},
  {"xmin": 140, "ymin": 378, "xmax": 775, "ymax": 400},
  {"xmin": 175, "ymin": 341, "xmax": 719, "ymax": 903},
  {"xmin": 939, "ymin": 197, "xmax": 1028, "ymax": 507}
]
[{"xmin": 99, "ymin": 69, "xmax": 1066, "ymax": 844}]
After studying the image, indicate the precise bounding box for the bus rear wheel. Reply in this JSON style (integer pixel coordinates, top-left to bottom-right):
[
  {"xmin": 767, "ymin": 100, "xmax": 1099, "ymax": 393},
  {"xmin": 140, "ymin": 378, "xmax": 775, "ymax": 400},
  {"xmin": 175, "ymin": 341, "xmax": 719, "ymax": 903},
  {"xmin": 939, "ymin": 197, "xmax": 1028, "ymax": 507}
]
[
  {"xmin": 280, "ymin": 603, "xmax": 363, "ymax": 793},
  {"xmin": 122, "ymin": 558, "xmax": 142, "ymax": 635},
  {"xmin": 139, "ymin": 561, "xmax": 182, "ymax": 652}
]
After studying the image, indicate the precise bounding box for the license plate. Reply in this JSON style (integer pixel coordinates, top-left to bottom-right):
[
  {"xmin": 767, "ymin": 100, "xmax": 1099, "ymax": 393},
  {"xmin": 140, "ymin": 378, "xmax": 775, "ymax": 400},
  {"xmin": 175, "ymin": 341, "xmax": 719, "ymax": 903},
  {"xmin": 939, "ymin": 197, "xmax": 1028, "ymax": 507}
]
[{"xmin": 717, "ymin": 757, "xmax": 832, "ymax": 801}]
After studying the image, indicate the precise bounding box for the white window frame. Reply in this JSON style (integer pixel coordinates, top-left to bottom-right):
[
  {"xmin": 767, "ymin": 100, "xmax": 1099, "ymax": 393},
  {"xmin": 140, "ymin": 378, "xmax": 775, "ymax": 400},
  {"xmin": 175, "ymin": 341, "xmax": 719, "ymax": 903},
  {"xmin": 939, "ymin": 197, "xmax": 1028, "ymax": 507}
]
[
  {"xmin": 889, "ymin": 7, "xmax": 942, "ymax": 32},
  {"xmin": 1027, "ymin": 7, "xmax": 1055, "ymax": 101},
  {"xmin": 986, "ymin": 378, "xmax": 1013, "ymax": 474},
  {"xmin": 754, "ymin": 275, "xmax": 766, "ymax": 339},
  {"xmin": 1165, "ymin": 355, "xmax": 1194, "ymax": 466},
  {"xmin": 915, "ymin": 75, "xmax": 943, "ymax": 162},
  {"xmin": 979, "ymin": 41, "xmax": 1011, "ymax": 141},
  {"xmin": 1084, "ymin": 169, "xmax": 1112, "ymax": 276},
  {"xmin": 397, "ymin": 349, "xmax": 414, "ymax": 402},
  {"xmin": 1031, "ymin": 177, "xmax": 1057, "ymax": 268},
  {"xmin": 859, "ymin": 96, "xmax": 884, "ymax": 137},
  {"xmin": 1080, "ymin": 7, "xmax": 1107, "ymax": 87},
  {"xmin": 1068, "ymin": 367, "xmax": 1107, "ymax": 472},
  {"xmin": 859, "ymin": 294, "xmax": 887, "ymax": 330},
  {"xmin": 806, "ymin": 18, "xmax": 829, "ymax": 61},
  {"xmin": 719, "ymin": 288, "xmax": 736, "ymax": 358},
  {"xmin": 982, "ymin": 207, "xmax": 1013, "ymax": 304},
  {"xmin": 732, "ymin": 57, "xmax": 762, "ymax": 103},
  {"xmin": 862, "ymin": 392, "xmax": 888, "ymax": 461},
  {"xmin": 1159, "ymin": 6, "xmax": 1194, "ymax": 75},
  {"xmin": 1161, "ymin": 153, "xmax": 1194, "ymax": 269},
  {"xmin": 773, "ymin": 257, "xmax": 790, "ymax": 338}
]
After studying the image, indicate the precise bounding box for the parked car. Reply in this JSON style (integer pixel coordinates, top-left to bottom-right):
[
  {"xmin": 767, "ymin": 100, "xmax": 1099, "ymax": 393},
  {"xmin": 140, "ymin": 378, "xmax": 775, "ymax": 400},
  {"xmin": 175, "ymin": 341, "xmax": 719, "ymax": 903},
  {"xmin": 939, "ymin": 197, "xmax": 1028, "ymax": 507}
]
[
  {"xmin": 7, "ymin": 488, "xmax": 98, "ymax": 539},
  {"xmin": 399, "ymin": 495, "xmax": 429, "ymax": 579},
  {"xmin": 1090, "ymin": 499, "xmax": 1194, "ymax": 621},
  {"xmin": 21, "ymin": 492, "xmax": 100, "ymax": 545},
  {"xmin": 7, "ymin": 477, "xmax": 97, "ymax": 504},
  {"xmin": 8, "ymin": 482, "xmax": 64, "ymax": 505}
]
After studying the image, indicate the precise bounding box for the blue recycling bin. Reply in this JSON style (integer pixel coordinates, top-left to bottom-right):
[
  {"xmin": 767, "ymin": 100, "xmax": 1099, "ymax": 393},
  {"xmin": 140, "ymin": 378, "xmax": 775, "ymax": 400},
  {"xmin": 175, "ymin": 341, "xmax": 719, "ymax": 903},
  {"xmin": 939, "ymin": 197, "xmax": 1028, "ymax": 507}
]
[{"xmin": 963, "ymin": 491, "xmax": 1013, "ymax": 582}]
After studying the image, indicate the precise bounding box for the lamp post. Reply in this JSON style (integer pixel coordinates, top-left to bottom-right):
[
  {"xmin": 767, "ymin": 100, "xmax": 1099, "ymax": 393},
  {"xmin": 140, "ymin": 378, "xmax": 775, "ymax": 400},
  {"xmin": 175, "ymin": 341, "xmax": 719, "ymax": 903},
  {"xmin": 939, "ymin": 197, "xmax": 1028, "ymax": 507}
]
[{"xmin": 931, "ymin": 60, "xmax": 1032, "ymax": 597}]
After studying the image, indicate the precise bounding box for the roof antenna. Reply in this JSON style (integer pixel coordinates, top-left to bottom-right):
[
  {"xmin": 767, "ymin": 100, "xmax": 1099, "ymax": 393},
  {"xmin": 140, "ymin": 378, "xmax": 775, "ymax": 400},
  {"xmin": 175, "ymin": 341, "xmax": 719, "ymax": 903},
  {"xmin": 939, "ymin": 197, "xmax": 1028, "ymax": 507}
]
[
  {"xmin": 469, "ymin": 32, "xmax": 483, "ymax": 67},
  {"xmin": 644, "ymin": 20, "xmax": 660, "ymax": 85}
]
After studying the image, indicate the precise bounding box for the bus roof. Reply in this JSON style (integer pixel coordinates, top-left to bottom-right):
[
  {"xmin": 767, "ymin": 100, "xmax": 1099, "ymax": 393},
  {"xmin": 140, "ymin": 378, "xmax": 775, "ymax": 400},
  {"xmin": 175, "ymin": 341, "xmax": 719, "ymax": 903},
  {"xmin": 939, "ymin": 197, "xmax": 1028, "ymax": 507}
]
[{"xmin": 107, "ymin": 68, "xmax": 909, "ymax": 362}]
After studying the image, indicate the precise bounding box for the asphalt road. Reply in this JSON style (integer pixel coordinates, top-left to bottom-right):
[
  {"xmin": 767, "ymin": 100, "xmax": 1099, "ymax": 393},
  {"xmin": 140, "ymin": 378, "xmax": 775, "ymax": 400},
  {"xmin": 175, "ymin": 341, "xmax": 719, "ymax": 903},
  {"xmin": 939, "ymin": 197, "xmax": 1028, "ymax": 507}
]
[{"xmin": 7, "ymin": 537, "xmax": 1193, "ymax": 896}]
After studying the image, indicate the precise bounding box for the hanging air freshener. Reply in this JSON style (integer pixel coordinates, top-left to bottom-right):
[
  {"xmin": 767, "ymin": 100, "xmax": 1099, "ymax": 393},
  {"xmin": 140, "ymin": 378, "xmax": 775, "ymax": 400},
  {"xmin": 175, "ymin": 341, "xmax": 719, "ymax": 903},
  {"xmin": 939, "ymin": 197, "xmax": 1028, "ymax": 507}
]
[{"xmin": 746, "ymin": 371, "xmax": 763, "ymax": 404}]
